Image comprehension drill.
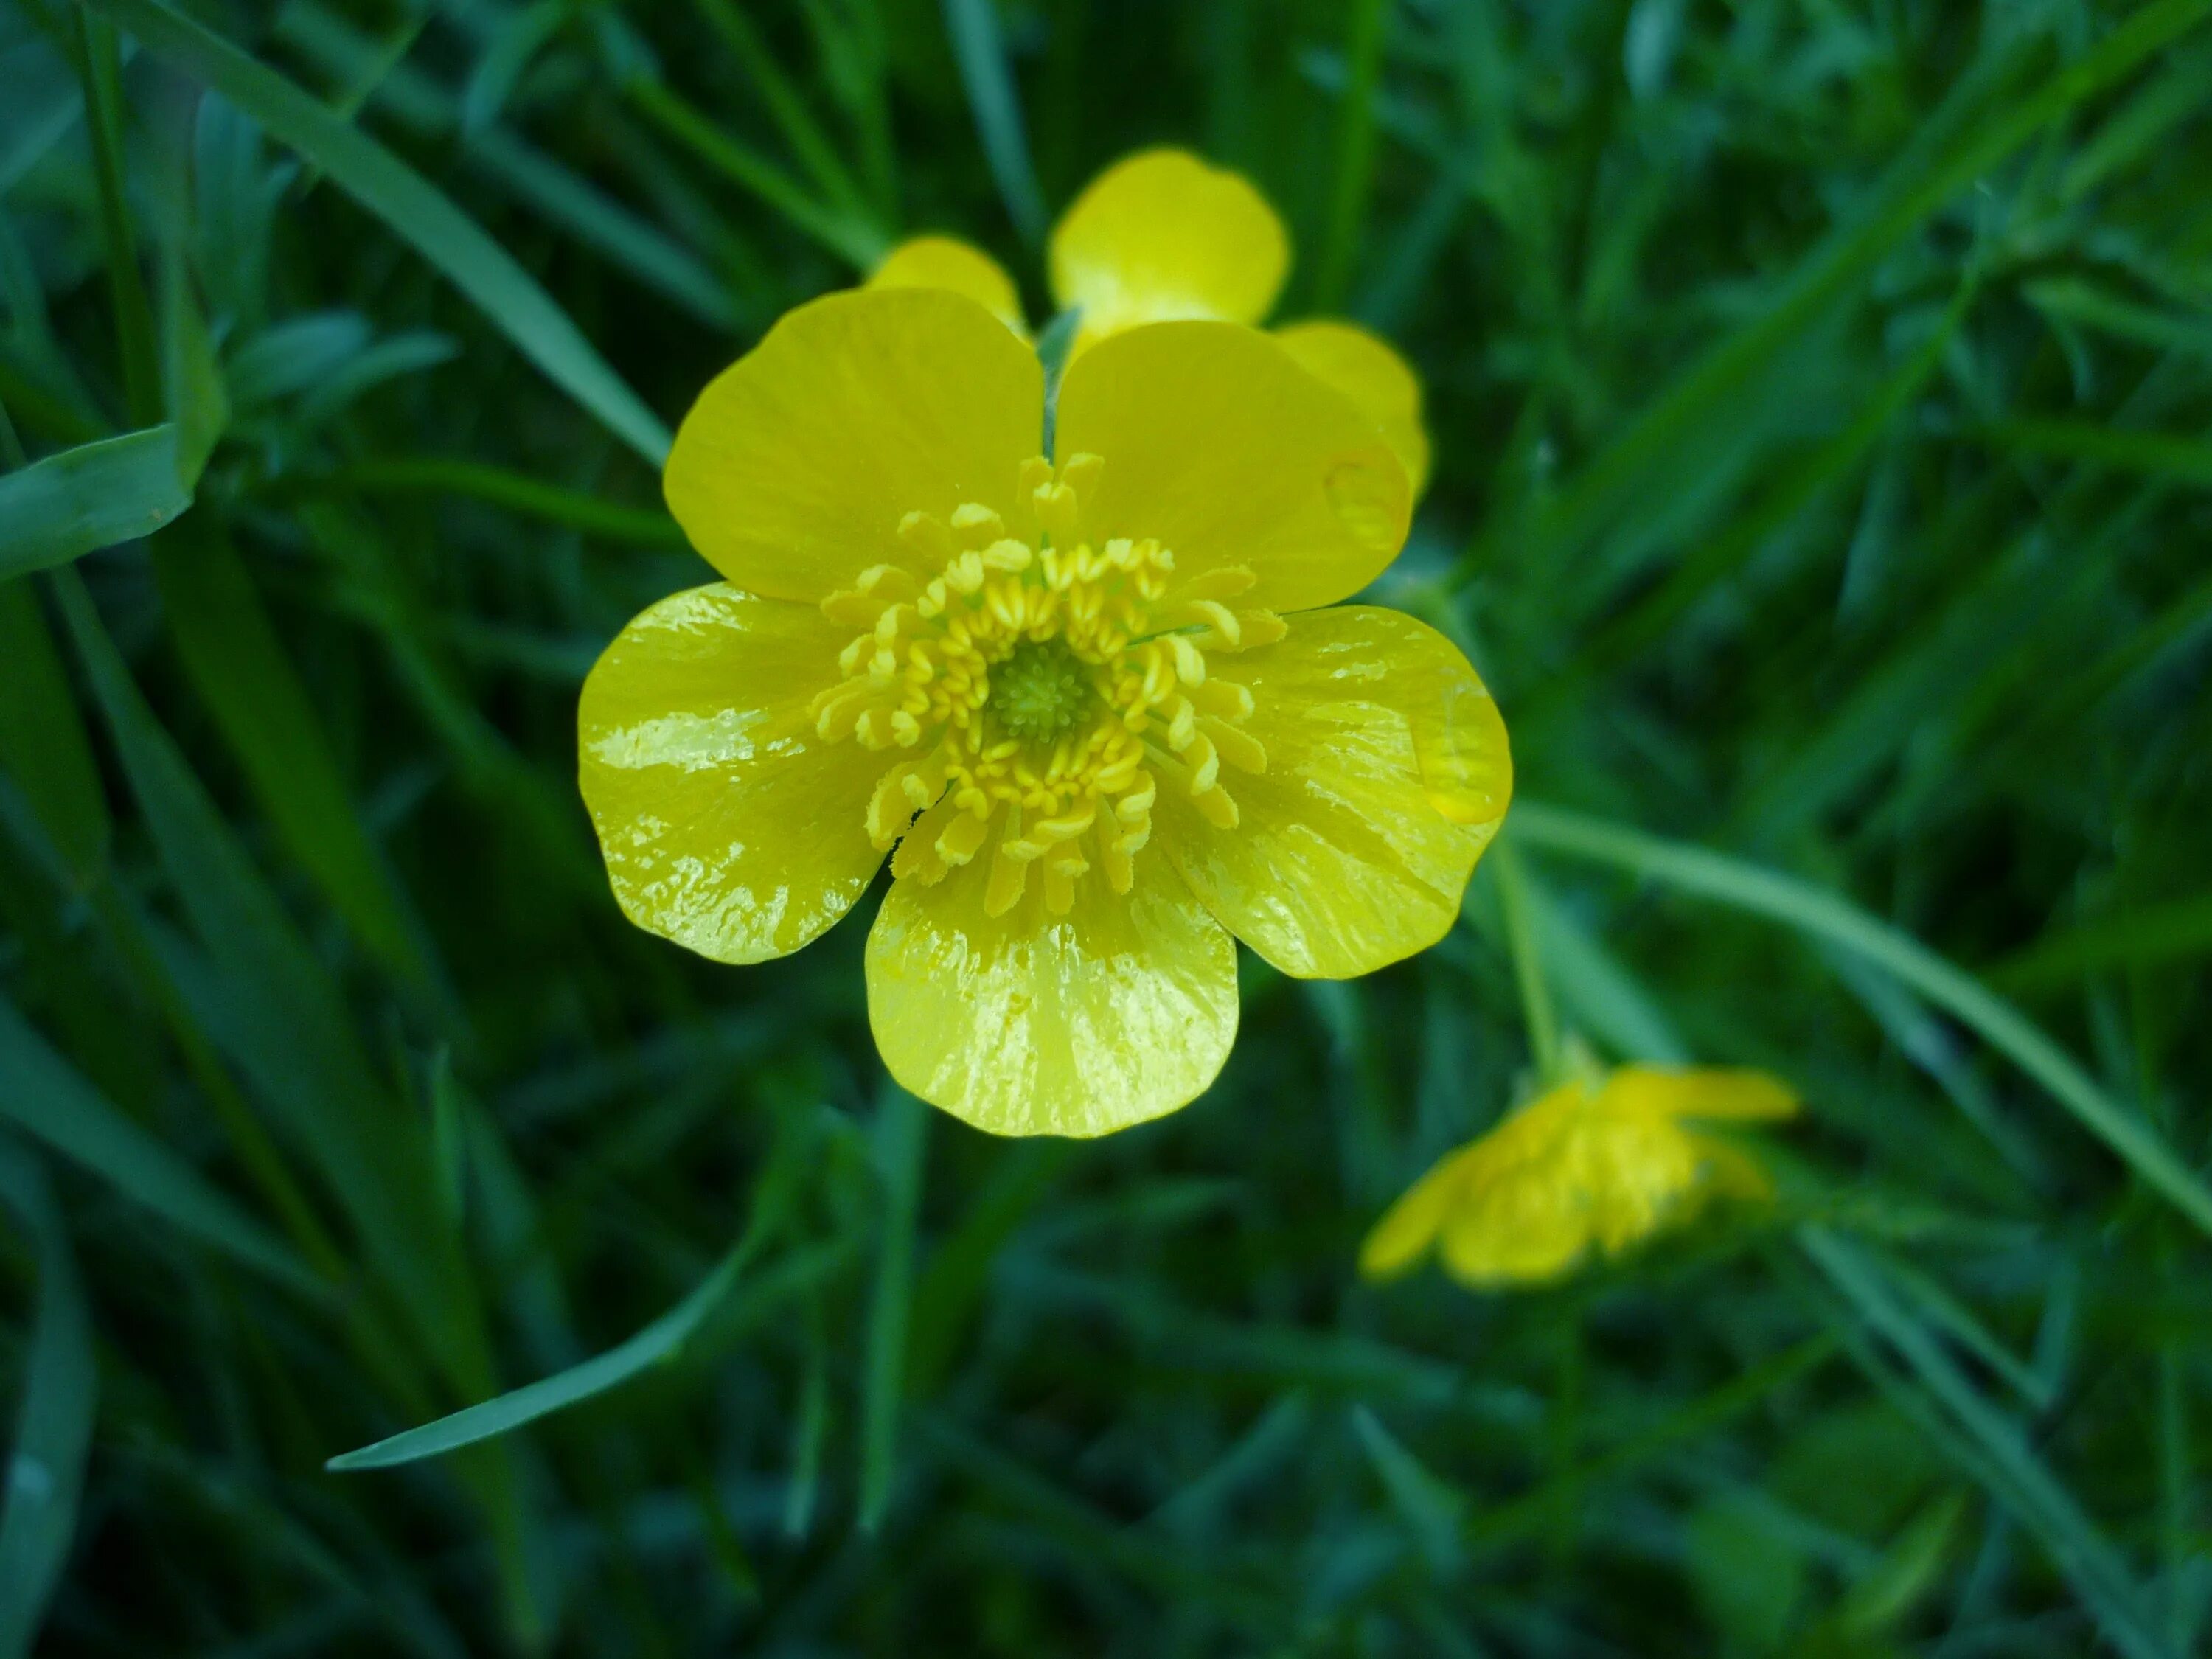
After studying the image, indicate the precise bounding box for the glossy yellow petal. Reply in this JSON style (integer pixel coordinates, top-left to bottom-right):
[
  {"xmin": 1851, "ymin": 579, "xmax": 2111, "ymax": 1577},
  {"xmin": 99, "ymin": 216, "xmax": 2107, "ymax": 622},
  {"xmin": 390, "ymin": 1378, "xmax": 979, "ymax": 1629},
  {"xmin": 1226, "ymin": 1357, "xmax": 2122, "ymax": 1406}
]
[
  {"xmin": 1273, "ymin": 319, "xmax": 1431, "ymax": 498},
  {"xmin": 865, "ymin": 846, "xmax": 1237, "ymax": 1138},
  {"xmin": 1049, "ymin": 148, "xmax": 1288, "ymax": 353},
  {"xmin": 866, "ymin": 234, "xmax": 1027, "ymax": 336},
  {"xmin": 580, "ymin": 585, "xmax": 884, "ymax": 964},
  {"xmin": 1360, "ymin": 1141, "xmax": 1481, "ymax": 1280},
  {"xmin": 1054, "ymin": 323, "xmax": 1411, "ymax": 614},
  {"xmin": 664, "ymin": 288, "xmax": 1042, "ymax": 602},
  {"xmin": 1439, "ymin": 1157, "xmax": 1596, "ymax": 1287},
  {"xmin": 1157, "ymin": 606, "xmax": 1511, "ymax": 978},
  {"xmin": 1606, "ymin": 1066, "xmax": 1799, "ymax": 1123}
]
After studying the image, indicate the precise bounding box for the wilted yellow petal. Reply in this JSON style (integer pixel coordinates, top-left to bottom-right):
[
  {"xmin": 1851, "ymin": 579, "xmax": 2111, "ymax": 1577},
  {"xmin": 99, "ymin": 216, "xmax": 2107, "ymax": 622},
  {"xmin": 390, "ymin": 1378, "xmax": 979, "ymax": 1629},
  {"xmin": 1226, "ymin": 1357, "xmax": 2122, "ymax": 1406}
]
[
  {"xmin": 1054, "ymin": 322, "xmax": 1411, "ymax": 615},
  {"xmin": 867, "ymin": 234, "xmax": 1027, "ymax": 335},
  {"xmin": 864, "ymin": 847, "xmax": 1238, "ymax": 1138},
  {"xmin": 664, "ymin": 288, "xmax": 1040, "ymax": 602},
  {"xmin": 580, "ymin": 585, "xmax": 886, "ymax": 964},
  {"xmin": 1158, "ymin": 606, "xmax": 1510, "ymax": 979},
  {"xmin": 1273, "ymin": 319, "xmax": 1431, "ymax": 498},
  {"xmin": 1049, "ymin": 148, "xmax": 1288, "ymax": 355}
]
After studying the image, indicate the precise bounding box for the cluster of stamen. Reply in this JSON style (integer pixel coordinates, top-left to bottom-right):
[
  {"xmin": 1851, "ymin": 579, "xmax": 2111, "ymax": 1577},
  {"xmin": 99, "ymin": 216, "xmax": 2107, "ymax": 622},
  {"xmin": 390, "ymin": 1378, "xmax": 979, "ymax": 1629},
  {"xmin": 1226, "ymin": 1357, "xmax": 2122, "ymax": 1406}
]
[{"xmin": 809, "ymin": 453, "xmax": 1283, "ymax": 916}]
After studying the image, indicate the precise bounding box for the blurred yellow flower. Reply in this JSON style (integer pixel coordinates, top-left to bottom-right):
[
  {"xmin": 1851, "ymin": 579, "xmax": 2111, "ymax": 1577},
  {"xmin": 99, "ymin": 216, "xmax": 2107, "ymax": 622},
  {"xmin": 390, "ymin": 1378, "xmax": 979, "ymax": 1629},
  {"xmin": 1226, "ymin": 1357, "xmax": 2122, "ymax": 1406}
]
[
  {"xmin": 580, "ymin": 287, "xmax": 1510, "ymax": 1138},
  {"xmin": 1361, "ymin": 1067, "xmax": 1797, "ymax": 1288},
  {"xmin": 866, "ymin": 148, "xmax": 1433, "ymax": 497}
]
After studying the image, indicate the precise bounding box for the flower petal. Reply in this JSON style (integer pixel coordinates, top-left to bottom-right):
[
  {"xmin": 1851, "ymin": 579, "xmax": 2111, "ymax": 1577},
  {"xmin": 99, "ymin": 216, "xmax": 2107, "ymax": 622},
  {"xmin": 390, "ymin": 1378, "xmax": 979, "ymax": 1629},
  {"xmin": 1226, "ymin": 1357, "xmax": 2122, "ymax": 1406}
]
[
  {"xmin": 1048, "ymin": 148, "xmax": 1287, "ymax": 353},
  {"xmin": 1054, "ymin": 322, "xmax": 1411, "ymax": 613},
  {"xmin": 867, "ymin": 234, "xmax": 1028, "ymax": 336},
  {"xmin": 664, "ymin": 288, "xmax": 1043, "ymax": 602},
  {"xmin": 1273, "ymin": 319, "xmax": 1431, "ymax": 498},
  {"xmin": 1157, "ymin": 606, "xmax": 1511, "ymax": 978},
  {"xmin": 1360, "ymin": 1142, "xmax": 1479, "ymax": 1279},
  {"xmin": 580, "ymin": 584, "xmax": 885, "ymax": 964},
  {"xmin": 864, "ymin": 850, "xmax": 1237, "ymax": 1138},
  {"xmin": 1607, "ymin": 1066, "xmax": 1799, "ymax": 1123}
]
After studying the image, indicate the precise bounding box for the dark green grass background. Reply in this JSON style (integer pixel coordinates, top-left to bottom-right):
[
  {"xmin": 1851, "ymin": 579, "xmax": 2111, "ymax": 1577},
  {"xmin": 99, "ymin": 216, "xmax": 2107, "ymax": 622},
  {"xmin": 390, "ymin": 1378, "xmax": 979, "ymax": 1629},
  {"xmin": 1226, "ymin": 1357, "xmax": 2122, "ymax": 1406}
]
[{"xmin": 1, "ymin": 0, "xmax": 2208, "ymax": 1652}]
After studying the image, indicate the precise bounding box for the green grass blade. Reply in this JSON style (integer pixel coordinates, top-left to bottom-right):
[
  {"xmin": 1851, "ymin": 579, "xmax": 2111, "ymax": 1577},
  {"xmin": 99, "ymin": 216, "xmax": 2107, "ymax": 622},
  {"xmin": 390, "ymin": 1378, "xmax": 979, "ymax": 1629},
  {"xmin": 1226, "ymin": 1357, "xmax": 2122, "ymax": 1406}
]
[
  {"xmin": 0, "ymin": 581, "xmax": 109, "ymax": 889},
  {"xmin": 1312, "ymin": 0, "xmax": 1387, "ymax": 312},
  {"xmin": 1987, "ymin": 893, "xmax": 2212, "ymax": 993},
  {"xmin": 1981, "ymin": 417, "xmax": 2212, "ymax": 486},
  {"xmin": 859, "ymin": 1084, "xmax": 926, "ymax": 1531},
  {"xmin": 272, "ymin": 0, "xmax": 736, "ymax": 332},
  {"xmin": 329, "ymin": 1229, "xmax": 750, "ymax": 1471},
  {"xmin": 324, "ymin": 456, "xmax": 686, "ymax": 545},
  {"xmin": 0, "ymin": 1143, "xmax": 97, "ymax": 1659},
  {"xmin": 940, "ymin": 0, "xmax": 1046, "ymax": 243},
  {"xmin": 1803, "ymin": 1228, "xmax": 2180, "ymax": 1659},
  {"xmin": 85, "ymin": 0, "xmax": 671, "ymax": 466},
  {"xmin": 0, "ymin": 425, "xmax": 190, "ymax": 578},
  {"xmin": 0, "ymin": 995, "xmax": 321, "ymax": 1294},
  {"xmin": 1512, "ymin": 801, "xmax": 2212, "ymax": 1238},
  {"xmin": 1458, "ymin": 0, "xmax": 2212, "ymax": 579},
  {"xmin": 52, "ymin": 570, "xmax": 490, "ymax": 1393},
  {"xmin": 150, "ymin": 513, "xmax": 431, "ymax": 984},
  {"xmin": 1351, "ymin": 1405, "xmax": 1465, "ymax": 1574}
]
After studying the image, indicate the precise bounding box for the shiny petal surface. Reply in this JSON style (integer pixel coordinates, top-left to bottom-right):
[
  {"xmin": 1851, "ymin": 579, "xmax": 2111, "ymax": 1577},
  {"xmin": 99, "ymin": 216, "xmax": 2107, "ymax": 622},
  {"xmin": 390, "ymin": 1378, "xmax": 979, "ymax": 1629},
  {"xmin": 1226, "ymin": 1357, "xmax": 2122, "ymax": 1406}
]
[
  {"xmin": 664, "ymin": 288, "xmax": 1042, "ymax": 602},
  {"xmin": 867, "ymin": 234, "xmax": 1028, "ymax": 335},
  {"xmin": 1274, "ymin": 319, "xmax": 1431, "ymax": 498},
  {"xmin": 1048, "ymin": 148, "xmax": 1288, "ymax": 354},
  {"xmin": 1158, "ymin": 606, "xmax": 1511, "ymax": 978},
  {"xmin": 1607, "ymin": 1065, "xmax": 1800, "ymax": 1123},
  {"xmin": 1055, "ymin": 323, "xmax": 1411, "ymax": 613},
  {"xmin": 580, "ymin": 585, "xmax": 884, "ymax": 964},
  {"xmin": 865, "ymin": 852, "xmax": 1237, "ymax": 1138}
]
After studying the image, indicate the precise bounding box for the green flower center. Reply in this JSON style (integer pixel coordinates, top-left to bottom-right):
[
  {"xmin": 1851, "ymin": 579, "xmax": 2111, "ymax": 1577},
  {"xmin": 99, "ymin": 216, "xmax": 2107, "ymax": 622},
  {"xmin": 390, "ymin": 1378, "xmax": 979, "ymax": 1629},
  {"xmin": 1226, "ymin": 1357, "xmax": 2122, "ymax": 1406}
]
[{"xmin": 987, "ymin": 638, "xmax": 1097, "ymax": 742}]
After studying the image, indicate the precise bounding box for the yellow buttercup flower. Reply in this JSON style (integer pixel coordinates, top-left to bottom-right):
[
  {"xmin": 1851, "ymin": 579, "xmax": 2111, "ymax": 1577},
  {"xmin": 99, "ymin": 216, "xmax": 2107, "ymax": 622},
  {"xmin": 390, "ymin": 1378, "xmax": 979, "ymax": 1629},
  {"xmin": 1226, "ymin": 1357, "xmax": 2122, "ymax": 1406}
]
[
  {"xmin": 1361, "ymin": 1067, "xmax": 1798, "ymax": 1288},
  {"xmin": 866, "ymin": 148, "xmax": 1433, "ymax": 497},
  {"xmin": 580, "ymin": 287, "xmax": 1510, "ymax": 1138}
]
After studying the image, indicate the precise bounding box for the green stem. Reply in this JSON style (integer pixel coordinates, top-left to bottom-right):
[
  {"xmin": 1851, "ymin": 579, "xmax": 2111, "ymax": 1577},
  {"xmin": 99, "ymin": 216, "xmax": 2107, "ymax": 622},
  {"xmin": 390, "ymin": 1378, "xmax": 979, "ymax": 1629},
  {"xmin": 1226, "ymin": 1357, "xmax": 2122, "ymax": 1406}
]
[
  {"xmin": 1493, "ymin": 838, "xmax": 1565, "ymax": 1086},
  {"xmin": 1313, "ymin": 0, "xmax": 1387, "ymax": 311}
]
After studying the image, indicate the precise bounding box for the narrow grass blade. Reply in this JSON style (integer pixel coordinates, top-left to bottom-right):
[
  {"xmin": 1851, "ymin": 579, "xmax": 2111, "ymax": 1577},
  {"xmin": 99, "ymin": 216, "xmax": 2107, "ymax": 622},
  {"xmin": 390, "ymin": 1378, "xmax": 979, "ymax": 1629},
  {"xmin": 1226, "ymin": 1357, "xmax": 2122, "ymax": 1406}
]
[
  {"xmin": 0, "ymin": 1143, "xmax": 97, "ymax": 1659},
  {"xmin": 0, "ymin": 995, "xmax": 321, "ymax": 1294},
  {"xmin": 1312, "ymin": 0, "xmax": 1387, "ymax": 312},
  {"xmin": 1351, "ymin": 1405, "xmax": 1465, "ymax": 1574},
  {"xmin": 0, "ymin": 425, "xmax": 189, "ymax": 578},
  {"xmin": 1803, "ymin": 1228, "xmax": 2181, "ymax": 1659},
  {"xmin": 1988, "ymin": 894, "xmax": 2212, "ymax": 993},
  {"xmin": 1458, "ymin": 0, "xmax": 2212, "ymax": 579},
  {"xmin": 159, "ymin": 242, "xmax": 228, "ymax": 484},
  {"xmin": 330, "ymin": 1117, "xmax": 810, "ymax": 1470},
  {"xmin": 324, "ymin": 456, "xmax": 686, "ymax": 546},
  {"xmin": 1982, "ymin": 418, "xmax": 2212, "ymax": 486},
  {"xmin": 150, "ymin": 512, "xmax": 431, "ymax": 983},
  {"xmin": 0, "ymin": 582, "xmax": 109, "ymax": 889},
  {"xmin": 906, "ymin": 1139, "xmax": 1073, "ymax": 1398},
  {"xmin": 859, "ymin": 1084, "xmax": 926, "ymax": 1530},
  {"xmin": 53, "ymin": 571, "xmax": 490, "ymax": 1393},
  {"xmin": 1512, "ymin": 801, "xmax": 2212, "ymax": 1239},
  {"xmin": 274, "ymin": 0, "xmax": 735, "ymax": 331},
  {"xmin": 86, "ymin": 0, "xmax": 672, "ymax": 465},
  {"xmin": 940, "ymin": 0, "xmax": 1046, "ymax": 243}
]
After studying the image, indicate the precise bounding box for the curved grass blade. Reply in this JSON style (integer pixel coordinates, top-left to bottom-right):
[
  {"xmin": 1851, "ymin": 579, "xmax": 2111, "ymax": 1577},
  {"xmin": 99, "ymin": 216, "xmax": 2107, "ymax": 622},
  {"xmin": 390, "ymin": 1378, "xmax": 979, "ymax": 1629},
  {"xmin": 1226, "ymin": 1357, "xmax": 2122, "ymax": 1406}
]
[
  {"xmin": 859, "ymin": 1085, "xmax": 926, "ymax": 1531},
  {"xmin": 151, "ymin": 512, "xmax": 433, "ymax": 986},
  {"xmin": 0, "ymin": 995, "xmax": 321, "ymax": 1295},
  {"xmin": 329, "ymin": 1230, "xmax": 751, "ymax": 1471},
  {"xmin": 1803, "ymin": 1228, "xmax": 2181, "ymax": 1659},
  {"xmin": 329, "ymin": 1113, "xmax": 812, "ymax": 1470},
  {"xmin": 0, "ymin": 582, "xmax": 110, "ymax": 890},
  {"xmin": 326, "ymin": 456, "xmax": 686, "ymax": 546},
  {"xmin": 1512, "ymin": 801, "xmax": 2212, "ymax": 1238},
  {"xmin": 0, "ymin": 425, "xmax": 189, "ymax": 579},
  {"xmin": 0, "ymin": 1143, "xmax": 96, "ymax": 1659},
  {"xmin": 86, "ymin": 0, "xmax": 672, "ymax": 466},
  {"xmin": 940, "ymin": 0, "xmax": 1045, "ymax": 243}
]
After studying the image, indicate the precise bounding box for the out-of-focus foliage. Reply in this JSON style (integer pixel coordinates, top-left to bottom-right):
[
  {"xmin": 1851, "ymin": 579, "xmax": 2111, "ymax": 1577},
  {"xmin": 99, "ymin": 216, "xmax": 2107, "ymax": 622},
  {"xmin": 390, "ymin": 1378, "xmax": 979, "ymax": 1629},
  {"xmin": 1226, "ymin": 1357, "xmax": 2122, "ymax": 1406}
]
[{"xmin": 1, "ymin": 0, "xmax": 2208, "ymax": 1655}]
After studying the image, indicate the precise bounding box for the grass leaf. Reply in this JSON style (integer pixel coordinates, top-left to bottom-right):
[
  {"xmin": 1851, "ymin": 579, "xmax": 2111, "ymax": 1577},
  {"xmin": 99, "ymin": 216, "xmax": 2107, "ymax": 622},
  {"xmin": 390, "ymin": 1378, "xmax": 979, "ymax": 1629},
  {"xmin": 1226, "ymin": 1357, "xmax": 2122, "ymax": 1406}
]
[{"xmin": 0, "ymin": 426, "xmax": 190, "ymax": 579}]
